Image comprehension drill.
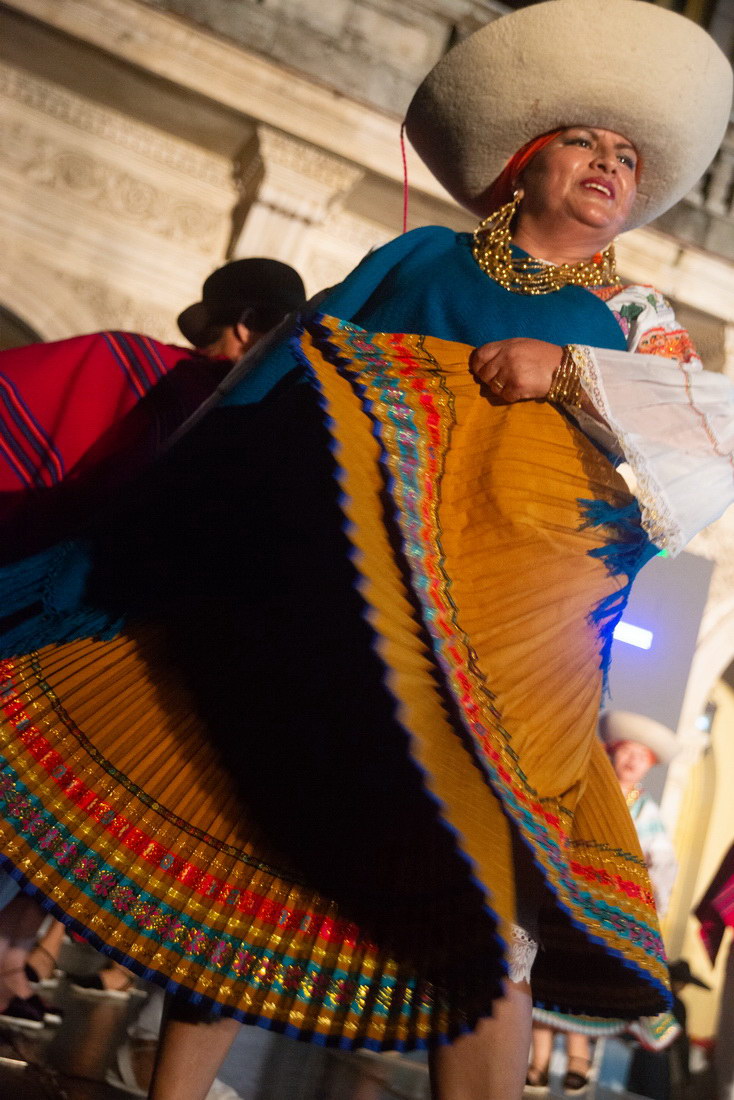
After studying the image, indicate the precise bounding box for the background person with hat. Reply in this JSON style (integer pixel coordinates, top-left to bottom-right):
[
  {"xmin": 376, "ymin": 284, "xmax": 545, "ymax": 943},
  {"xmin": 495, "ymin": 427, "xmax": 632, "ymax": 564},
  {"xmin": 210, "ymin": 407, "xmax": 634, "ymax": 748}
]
[
  {"xmin": 529, "ymin": 712, "xmax": 680, "ymax": 1094},
  {"xmin": 602, "ymin": 711, "xmax": 680, "ymax": 917},
  {"xmin": 0, "ymin": 3, "xmax": 732, "ymax": 1100},
  {"xmin": 0, "ymin": 256, "xmax": 305, "ymax": 559},
  {"xmin": 175, "ymin": 258, "xmax": 307, "ymax": 361}
]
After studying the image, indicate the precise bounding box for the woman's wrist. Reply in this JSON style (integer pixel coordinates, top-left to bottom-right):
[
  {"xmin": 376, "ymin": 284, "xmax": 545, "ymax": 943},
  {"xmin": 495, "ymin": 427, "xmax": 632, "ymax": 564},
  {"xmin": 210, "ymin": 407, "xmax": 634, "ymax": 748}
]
[{"xmin": 547, "ymin": 346, "xmax": 583, "ymax": 406}]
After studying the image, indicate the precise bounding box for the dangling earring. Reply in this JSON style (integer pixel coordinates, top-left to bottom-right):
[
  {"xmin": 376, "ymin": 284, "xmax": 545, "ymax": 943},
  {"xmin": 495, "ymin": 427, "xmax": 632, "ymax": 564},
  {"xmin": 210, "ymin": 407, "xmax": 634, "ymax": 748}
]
[{"xmin": 474, "ymin": 190, "xmax": 522, "ymax": 245}]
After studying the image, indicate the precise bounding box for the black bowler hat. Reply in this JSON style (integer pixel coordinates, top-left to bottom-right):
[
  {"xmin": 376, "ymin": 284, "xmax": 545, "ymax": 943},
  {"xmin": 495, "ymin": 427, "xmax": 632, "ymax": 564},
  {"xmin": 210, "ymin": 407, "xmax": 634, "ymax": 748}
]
[
  {"xmin": 177, "ymin": 258, "xmax": 306, "ymax": 347},
  {"xmin": 669, "ymin": 960, "xmax": 710, "ymax": 989}
]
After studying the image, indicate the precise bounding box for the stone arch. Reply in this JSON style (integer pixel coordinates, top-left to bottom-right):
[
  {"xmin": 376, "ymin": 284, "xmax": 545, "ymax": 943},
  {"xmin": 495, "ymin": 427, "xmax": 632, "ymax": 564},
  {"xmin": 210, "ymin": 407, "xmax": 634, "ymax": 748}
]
[
  {"xmin": 0, "ymin": 257, "xmax": 99, "ymax": 343},
  {"xmin": 677, "ymin": 596, "xmax": 734, "ymax": 758},
  {"xmin": 0, "ymin": 305, "xmax": 41, "ymax": 350}
]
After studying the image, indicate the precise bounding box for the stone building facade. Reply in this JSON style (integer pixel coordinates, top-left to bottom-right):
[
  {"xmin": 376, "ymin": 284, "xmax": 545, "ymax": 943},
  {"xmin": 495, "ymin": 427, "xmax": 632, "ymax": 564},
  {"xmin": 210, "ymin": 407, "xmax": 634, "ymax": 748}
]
[{"xmin": 2, "ymin": 0, "xmax": 734, "ymax": 1042}]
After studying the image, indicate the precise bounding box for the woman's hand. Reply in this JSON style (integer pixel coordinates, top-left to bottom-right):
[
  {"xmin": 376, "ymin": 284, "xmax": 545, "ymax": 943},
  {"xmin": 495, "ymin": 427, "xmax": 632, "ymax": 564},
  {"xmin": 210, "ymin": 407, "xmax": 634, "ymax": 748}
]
[{"xmin": 468, "ymin": 338, "xmax": 564, "ymax": 402}]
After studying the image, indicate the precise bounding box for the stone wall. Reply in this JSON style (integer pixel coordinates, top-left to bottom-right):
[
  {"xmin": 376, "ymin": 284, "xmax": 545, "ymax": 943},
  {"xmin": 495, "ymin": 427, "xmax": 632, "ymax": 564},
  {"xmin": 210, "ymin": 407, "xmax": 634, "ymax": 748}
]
[
  {"xmin": 138, "ymin": 0, "xmax": 506, "ymax": 114},
  {"xmin": 709, "ymin": 0, "xmax": 734, "ymax": 60},
  {"xmin": 0, "ymin": 56, "xmax": 237, "ymax": 343}
]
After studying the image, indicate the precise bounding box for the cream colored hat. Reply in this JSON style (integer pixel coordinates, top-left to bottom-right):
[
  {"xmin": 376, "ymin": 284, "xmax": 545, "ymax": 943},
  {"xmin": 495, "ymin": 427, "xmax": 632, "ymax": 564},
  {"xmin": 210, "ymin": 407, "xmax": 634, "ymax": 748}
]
[
  {"xmin": 600, "ymin": 711, "xmax": 679, "ymax": 764},
  {"xmin": 404, "ymin": 0, "xmax": 732, "ymax": 229}
]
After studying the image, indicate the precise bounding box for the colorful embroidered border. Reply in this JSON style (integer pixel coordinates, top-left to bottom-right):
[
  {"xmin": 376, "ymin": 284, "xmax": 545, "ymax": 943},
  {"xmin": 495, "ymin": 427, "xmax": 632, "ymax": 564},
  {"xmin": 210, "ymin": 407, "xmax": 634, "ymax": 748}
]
[
  {"xmin": 12, "ymin": 652, "xmax": 302, "ymax": 876},
  {"xmin": 533, "ymin": 1006, "xmax": 679, "ymax": 1050},
  {"xmin": 0, "ymin": 763, "xmax": 440, "ymax": 1046},
  {"xmin": 636, "ymin": 327, "xmax": 699, "ymax": 366},
  {"xmin": 0, "ymin": 659, "xmax": 365, "ymax": 946}
]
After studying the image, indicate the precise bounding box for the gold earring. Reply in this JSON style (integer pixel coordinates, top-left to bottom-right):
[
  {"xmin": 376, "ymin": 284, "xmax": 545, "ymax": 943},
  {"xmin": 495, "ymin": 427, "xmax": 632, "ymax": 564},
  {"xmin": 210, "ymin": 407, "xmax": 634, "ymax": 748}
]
[{"xmin": 474, "ymin": 191, "xmax": 522, "ymax": 241}]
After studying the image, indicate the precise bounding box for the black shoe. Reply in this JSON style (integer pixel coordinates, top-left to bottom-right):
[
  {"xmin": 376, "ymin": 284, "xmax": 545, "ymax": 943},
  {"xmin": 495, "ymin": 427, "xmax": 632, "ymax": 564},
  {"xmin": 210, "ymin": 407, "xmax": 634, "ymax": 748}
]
[
  {"xmin": 525, "ymin": 1065, "xmax": 550, "ymax": 1093},
  {"xmin": 562, "ymin": 1068, "xmax": 590, "ymax": 1094}
]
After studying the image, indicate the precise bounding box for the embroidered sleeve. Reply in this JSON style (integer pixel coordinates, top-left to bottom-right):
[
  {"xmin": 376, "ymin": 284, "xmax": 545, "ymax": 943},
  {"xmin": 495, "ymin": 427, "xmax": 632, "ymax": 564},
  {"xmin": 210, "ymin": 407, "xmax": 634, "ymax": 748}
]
[
  {"xmin": 568, "ymin": 285, "xmax": 734, "ymax": 554},
  {"xmin": 606, "ymin": 285, "xmax": 702, "ymax": 369}
]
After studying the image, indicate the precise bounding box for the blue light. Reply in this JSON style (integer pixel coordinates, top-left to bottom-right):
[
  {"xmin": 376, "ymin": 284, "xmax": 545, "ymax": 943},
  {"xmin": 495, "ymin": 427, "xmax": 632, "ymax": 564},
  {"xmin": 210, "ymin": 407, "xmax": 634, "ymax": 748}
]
[{"xmin": 613, "ymin": 622, "xmax": 653, "ymax": 650}]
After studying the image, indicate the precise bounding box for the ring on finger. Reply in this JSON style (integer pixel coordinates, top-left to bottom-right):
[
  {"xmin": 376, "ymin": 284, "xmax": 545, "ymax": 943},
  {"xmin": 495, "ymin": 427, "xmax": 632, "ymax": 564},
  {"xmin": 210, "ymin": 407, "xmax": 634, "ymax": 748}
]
[{"xmin": 491, "ymin": 378, "xmax": 505, "ymax": 391}]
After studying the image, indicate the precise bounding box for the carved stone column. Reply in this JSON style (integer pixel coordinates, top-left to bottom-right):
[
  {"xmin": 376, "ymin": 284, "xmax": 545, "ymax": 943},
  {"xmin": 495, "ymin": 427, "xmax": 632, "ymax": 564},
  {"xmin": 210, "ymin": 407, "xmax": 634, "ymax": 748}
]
[{"xmin": 231, "ymin": 125, "xmax": 390, "ymax": 292}]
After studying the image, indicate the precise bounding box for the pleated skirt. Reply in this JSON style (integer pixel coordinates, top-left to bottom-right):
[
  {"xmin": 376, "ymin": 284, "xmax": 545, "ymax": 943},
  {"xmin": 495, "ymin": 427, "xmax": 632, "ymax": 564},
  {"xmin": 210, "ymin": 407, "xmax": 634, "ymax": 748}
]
[{"xmin": 0, "ymin": 315, "xmax": 672, "ymax": 1049}]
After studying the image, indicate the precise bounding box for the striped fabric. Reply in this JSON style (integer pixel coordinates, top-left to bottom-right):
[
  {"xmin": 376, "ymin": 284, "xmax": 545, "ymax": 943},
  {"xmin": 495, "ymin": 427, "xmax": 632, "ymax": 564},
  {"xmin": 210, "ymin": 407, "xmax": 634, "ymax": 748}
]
[{"xmin": 0, "ymin": 331, "xmax": 229, "ymax": 553}]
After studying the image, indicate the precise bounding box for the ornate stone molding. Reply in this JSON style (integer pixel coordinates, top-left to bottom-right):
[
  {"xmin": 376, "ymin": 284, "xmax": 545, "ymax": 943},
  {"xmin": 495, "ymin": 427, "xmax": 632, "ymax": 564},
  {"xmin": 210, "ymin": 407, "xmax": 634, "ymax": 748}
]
[
  {"xmin": 0, "ymin": 60, "xmax": 235, "ymax": 258},
  {"xmin": 326, "ymin": 210, "xmax": 393, "ymax": 254},
  {"xmin": 229, "ymin": 125, "xmax": 373, "ymax": 285},
  {"xmin": 0, "ymin": 247, "xmax": 98, "ymax": 341},
  {"xmin": 0, "ymin": 244, "xmax": 183, "ymax": 341},
  {"xmin": 2, "ymin": 122, "xmax": 225, "ymax": 252},
  {"xmin": 51, "ymin": 269, "xmax": 182, "ymax": 341},
  {"xmin": 0, "ymin": 62, "xmax": 231, "ymax": 187},
  {"xmin": 0, "ymin": 0, "xmax": 448, "ymax": 202},
  {"xmin": 248, "ymin": 126, "xmax": 363, "ymax": 227}
]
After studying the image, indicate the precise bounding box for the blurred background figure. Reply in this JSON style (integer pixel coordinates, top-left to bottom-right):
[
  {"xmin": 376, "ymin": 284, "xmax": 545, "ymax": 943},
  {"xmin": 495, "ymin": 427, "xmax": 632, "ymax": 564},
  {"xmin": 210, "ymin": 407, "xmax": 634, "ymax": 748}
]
[
  {"xmin": 696, "ymin": 842, "xmax": 734, "ymax": 1099},
  {"xmin": 601, "ymin": 712, "xmax": 679, "ymax": 915},
  {"xmin": 666, "ymin": 959, "xmax": 711, "ymax": 1097},
  {"xmin": 528, "ymin": 712, "xmax": 679, "ymax": 1096}
]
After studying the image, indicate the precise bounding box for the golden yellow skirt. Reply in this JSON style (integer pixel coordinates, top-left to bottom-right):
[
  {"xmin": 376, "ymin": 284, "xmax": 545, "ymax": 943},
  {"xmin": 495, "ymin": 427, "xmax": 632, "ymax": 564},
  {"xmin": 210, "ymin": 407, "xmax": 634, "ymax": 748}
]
[{"xmin": 0, "ymin": 316, "xmax": 670, "ymax": 1049}]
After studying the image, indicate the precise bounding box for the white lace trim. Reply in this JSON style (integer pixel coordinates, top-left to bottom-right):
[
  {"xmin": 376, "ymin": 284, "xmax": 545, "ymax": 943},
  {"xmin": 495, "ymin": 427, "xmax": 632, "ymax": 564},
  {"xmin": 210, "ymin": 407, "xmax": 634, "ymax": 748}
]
[
  {"xmin": 507, "ymin": 923, "xmax": 539, "ymax": 983},
  {"xmin": 570, "ymin": 343, "xmax": 684, "ymax": 553}
]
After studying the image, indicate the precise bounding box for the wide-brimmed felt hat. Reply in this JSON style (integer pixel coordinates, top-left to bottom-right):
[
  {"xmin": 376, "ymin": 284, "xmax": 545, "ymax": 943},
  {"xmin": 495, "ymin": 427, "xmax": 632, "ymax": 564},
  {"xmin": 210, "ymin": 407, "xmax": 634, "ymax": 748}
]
[
  {"xmin": 178, "ymin": 258, "xmax": 306, "ymax": 347},
  {"xmin": 669, "ymin": 959, "xmax": 710, "ymax": 990},
  {"xmin": 600, "ymin": 711, "xmax": 679, "ymax": 765},
  {"xmin": 405, "ymin": 0, "xmax": 732, "ymax": 230}
]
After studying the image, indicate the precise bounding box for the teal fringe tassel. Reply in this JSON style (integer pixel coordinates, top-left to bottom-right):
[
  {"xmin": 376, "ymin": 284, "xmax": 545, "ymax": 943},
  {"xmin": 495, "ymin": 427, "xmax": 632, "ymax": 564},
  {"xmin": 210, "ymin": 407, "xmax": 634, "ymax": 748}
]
[
  {"xmin": 0, "ymin": 541, "xmax": 122, "ymax": 658},
  {"xmin": 580, "ymin": 499, "xmax": 658, "ymax": 695}
]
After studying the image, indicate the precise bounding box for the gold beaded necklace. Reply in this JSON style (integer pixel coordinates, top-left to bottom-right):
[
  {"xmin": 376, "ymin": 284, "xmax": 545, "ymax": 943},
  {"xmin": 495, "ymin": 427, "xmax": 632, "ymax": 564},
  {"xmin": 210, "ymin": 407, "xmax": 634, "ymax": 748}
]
[{"xmin": 472, "ymin": 192, "xmax": 620, "ymax": 296}]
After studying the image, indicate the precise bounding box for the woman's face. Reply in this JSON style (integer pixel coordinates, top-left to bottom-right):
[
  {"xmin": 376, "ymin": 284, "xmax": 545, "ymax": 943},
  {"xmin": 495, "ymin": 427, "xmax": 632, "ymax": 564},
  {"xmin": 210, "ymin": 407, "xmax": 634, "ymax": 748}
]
[
  {"xmin": 610, "ymin": 740, "xmax": 657, "ymax": 788},
  {"xmin": 517, "ymin": 127, "xmax": 638, "ymax": 239}
]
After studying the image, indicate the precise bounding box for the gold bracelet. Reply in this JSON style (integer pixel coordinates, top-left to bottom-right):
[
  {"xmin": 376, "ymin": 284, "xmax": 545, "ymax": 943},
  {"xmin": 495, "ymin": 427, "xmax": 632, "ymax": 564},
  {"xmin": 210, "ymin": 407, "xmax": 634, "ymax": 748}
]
[{"xmin": 547, "ymin": 346, "xmax": 583, "ymax": 406}]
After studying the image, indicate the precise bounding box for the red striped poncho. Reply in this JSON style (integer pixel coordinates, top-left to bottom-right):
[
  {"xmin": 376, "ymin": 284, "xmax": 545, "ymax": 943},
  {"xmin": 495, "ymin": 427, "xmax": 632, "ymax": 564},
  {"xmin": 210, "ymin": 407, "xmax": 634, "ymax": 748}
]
[{"xmin": 0, "ymin": 331, "xmax": 230, "ymax": 554}]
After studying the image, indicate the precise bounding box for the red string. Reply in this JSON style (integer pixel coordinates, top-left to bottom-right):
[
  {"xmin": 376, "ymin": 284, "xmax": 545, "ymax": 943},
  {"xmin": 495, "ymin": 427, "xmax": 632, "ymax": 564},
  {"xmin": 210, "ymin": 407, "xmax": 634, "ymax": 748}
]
[{"xmin": 400, "ymin": 122, "xmax": 409, "ymax": 234}]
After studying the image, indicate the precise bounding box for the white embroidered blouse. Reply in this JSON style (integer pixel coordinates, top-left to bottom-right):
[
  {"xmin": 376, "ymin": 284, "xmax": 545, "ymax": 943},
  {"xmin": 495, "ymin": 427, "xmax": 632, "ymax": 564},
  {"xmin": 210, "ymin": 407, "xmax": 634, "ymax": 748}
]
[{"xmin": 570, "ymin": 284, "xmax": 734, "ymax": 555}]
